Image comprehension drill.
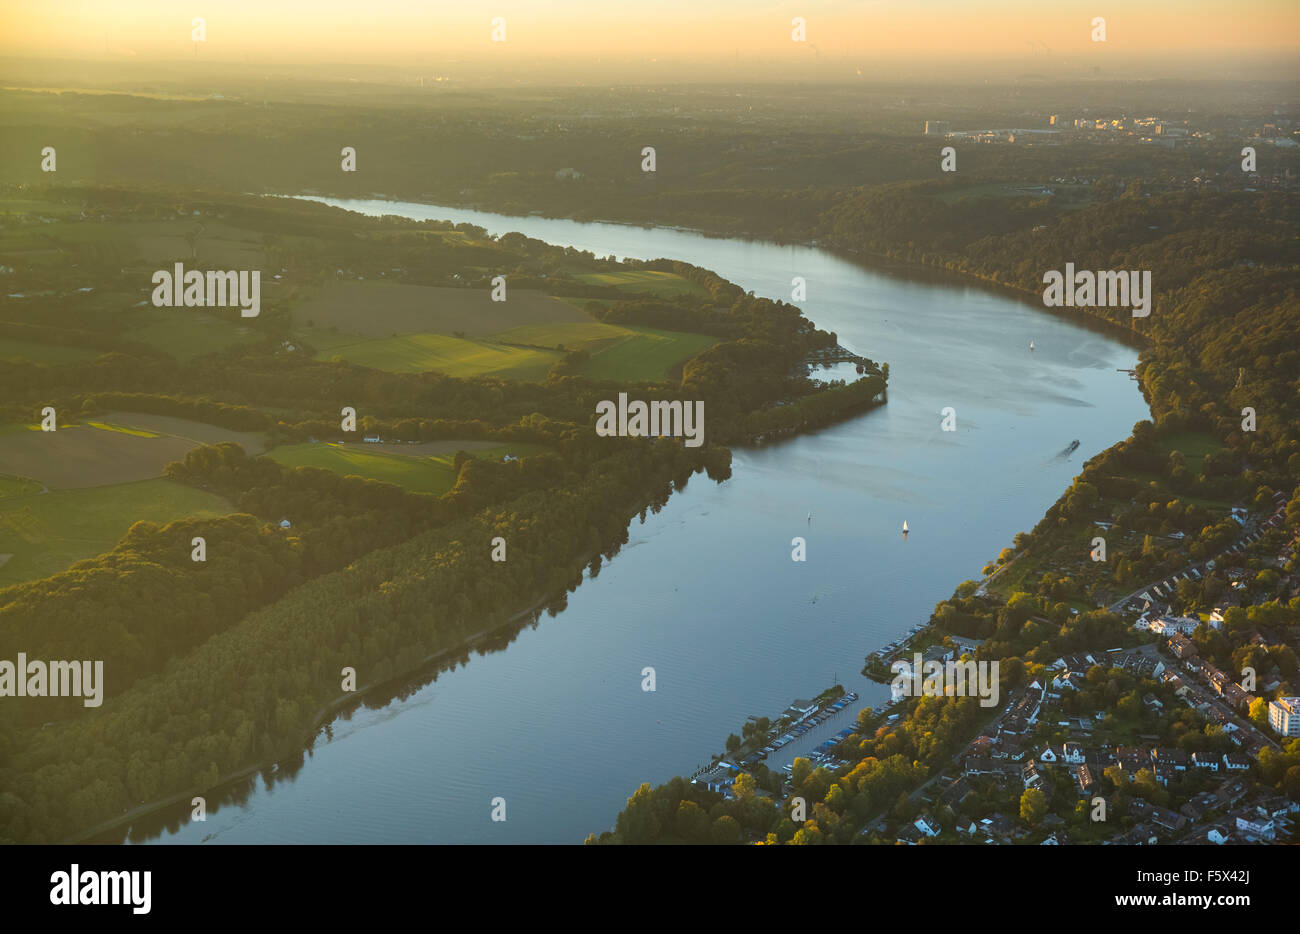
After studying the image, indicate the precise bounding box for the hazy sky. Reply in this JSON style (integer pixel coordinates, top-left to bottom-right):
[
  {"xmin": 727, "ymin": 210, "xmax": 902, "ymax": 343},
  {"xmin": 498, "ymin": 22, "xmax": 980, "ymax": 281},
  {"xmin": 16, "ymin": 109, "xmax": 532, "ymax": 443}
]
[{"xmin": 2, "ymin": 0, "xmax": 1297, "ymax": 74}]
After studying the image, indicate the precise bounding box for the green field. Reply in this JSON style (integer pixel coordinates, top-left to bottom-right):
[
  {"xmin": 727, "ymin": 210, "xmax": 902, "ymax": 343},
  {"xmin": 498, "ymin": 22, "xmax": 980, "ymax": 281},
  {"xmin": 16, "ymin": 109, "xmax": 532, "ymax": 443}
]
[
  {"xmin": 307, "ymin": 319, "xmax": 716, "ymax": 381},
  {"xmin": 294, "ymin": 280, "xmax": 588, "ymax": 338},
  {"xmin": 573, "ymin": 326, "xmax": 717, "ymax": 381},
  {"xmin": 573, "ymin": 269, "xmax": 709, "ymax": 298},
  {"xmin": 119, "ymin": 307, "xmax": 263, "ymax": 362},
  {"xmin": 0, "ymin": 475, "xmax": 42, "ymax": 498},
  {"xmin": 0, "ymin": 414, "xmax": 267, "ymax": 490},
  {"xmin": 0, "ymin": 338, "xmax": 100, "ymax": 365},
  {"xmin": 496, "ymin": 320, "xmax": 717, "ymax": 381},
  {"xmin": 0, "ymin": 478, "xmax": 231, "ymax": 587},
  {"xmin": 265, "ymin": 440, "xmax": 551, "ymax": 494},
  {"xmin": 307, "ymin": 329, "xmax": 561, "ymax": 379},
  {"xmin": 1155, "ymin": 429, "xmax": 1225, "ymax": 461}
]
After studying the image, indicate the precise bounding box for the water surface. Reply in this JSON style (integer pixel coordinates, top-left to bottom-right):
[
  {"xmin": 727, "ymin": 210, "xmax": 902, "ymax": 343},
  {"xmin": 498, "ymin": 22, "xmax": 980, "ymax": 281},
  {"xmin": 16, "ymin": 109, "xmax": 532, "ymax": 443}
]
[{"xmin": 135, "ymin": 198, "xmax": 1147, "ymax": 844}]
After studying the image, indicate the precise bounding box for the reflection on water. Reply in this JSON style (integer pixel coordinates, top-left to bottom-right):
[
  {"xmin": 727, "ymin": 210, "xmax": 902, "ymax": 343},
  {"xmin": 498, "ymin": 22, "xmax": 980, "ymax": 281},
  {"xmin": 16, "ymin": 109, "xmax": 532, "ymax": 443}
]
[{"xmin": 122, "ymin": 200, "xmax": 1147, "ymax": 844}]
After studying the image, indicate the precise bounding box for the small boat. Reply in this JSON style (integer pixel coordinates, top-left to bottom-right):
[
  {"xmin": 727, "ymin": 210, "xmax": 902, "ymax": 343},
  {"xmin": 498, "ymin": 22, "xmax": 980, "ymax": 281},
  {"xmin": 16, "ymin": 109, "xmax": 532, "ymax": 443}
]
[
  {"xmin": 902, "ymin": 520, "xmax": 909, "ymax": 534},
  {"xmin": 1029, "ymin": 340, "xmax": 1035, "ymax": 351}
]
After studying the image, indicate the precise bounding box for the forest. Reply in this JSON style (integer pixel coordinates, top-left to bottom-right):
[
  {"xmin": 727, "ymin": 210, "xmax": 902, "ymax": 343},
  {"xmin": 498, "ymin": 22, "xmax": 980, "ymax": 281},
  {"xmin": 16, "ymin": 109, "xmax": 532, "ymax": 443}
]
[{"xmin": 0, "ymin": 186, "xmax": 882, "ymax": 843}]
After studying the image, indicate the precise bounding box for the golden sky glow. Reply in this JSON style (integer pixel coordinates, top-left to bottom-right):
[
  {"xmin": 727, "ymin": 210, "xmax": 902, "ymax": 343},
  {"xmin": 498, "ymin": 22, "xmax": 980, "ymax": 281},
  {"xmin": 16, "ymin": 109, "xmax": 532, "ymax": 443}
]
[{"xmin": 1, "ymin": 0, "xmax": 1297, "ymax": 66}]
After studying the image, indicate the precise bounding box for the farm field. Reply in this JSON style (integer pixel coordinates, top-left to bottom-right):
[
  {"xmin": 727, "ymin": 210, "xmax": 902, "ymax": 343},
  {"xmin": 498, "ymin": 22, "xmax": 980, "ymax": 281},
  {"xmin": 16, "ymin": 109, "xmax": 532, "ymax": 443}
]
[
  {"xmin": 265, "ymin": 440, "xmax": 550, "ymax": 494},
  {"xmin": 0, "ymin": 414, "xmax": 267, "ymax": 489},
  {"xmin": 572, "ymin": 269, "xmax": 710, "ymax": 298},
  {"xmin": 294, "ymin": 280, "xmax": 587, "ymax": 338},
  {"xmin": 307, "ymin": 319, "xmax": 715, "ymax": 381},
  {"xmin": 1154, "ymin": 429, "xmax": 1224, "ymax": 461},
  {"xmin": 305, "ymin": 329, "xmax": 561, "ymax": 379},
  {"xmin": 115, "ymin": 305, "xmax": 265, "ymax": 361},
  {"xmin": 95, "ymin": 411, "xmax": 267, "ymax": 453},
  {"xmin": 571, "ymin": 326, "xmax": 716, "ymax": 381},
  {"xmin": 0, "ymin": 478, "xmax": 231, "ymax": 587},
  {"xmin": 0, "ymin": 337, "xmax": 100, "ymax": 365},
  {"xmin": 0, "ymin": 475, "xmax": 43, "ymax": 497}
]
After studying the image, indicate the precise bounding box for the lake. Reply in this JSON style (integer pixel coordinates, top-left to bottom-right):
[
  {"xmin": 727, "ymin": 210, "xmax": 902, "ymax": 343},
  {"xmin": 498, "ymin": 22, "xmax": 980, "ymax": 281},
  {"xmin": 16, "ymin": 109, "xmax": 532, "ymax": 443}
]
[{"xmin": 132, "ymin": 198, "xmax": 1148, "ymax": 844}]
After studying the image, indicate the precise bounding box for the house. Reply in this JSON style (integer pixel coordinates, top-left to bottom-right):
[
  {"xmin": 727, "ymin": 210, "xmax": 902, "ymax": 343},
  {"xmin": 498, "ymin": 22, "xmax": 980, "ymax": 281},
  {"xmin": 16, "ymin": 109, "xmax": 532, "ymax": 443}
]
[
  {"xmin": 1234, "ymin": 815, "xmax": 1275, "ymax": 841},
  {"xmin": 1152, "ymin": 747, "xmax": 1188, "ymax": 772},
  {"xmin": 1255, "ymin": 796, "xmax": 1299, "ymax": 820},
  {"xmin": 1115, "ymin": 746, "xmax": 1150, "ymax": 773},
  {"xmin": 978, "ymin": 812, "xmax": 1016, "ymax": 841},
  {"xmin": 938, "ymin": 777, "xmax": 974, "ymax": 811},
  {"xmin": 1206, "ymin": 823, "xmax": 1232, "ymax": 845},
  {"xmin": 1038, "ymin": 745, "xmax": 1060, "ymax": 763},
  {"xmin": 997, "ymin": 737, "xmax": 1026, "ymax": 761},
  {"xmin": 963, "ymin": 756, "xmax": 1018, "ymax": 779},
  {"xmin": 1214, "ymin": 779, "xmax": 1249, "ymax": 807},
  {"xmin": 1170, "ymin": 632, "xmax": 1196, "ymax": 663},
  {"xmin": 1051, "ymin": 670, "xmax": 1086, "ymax": 693},
  {"xmin": 1001, "ymin": 715, "xmax": 1030, "ymax": 736},
  {"xmin": 1051, "ymin": 653, "xmax": 1097, "ymax": 671},
  {"xmin": 1007, "ymin": 682, "xmax": 1043, "ymax": 726},
  {"xmin": 922, "ymin": 644, "xmax": 955, "ymax": 665},
  {"xmin": 1142, "ymin": 693, "xmax": 1165, "ymax": 711},
  {"xmin": 1062, "ymin": 742, "xmax": 1086, "ymax": 765},
  {"xmin": 1191, "ymin": 752, "xmax": 1220, "ymax": 771},
  {"xmin": 362, "ymin": 435, "xmax": 381, "ymax": 443},
  {"xmin": 1073, "ymin": 764, "xmax": 1098, "ymax": 796},
  {"xmin": 950, "ymin": 636, "xmax": 985, "ymax": 655},
  {"xmin": 1222, "ymin": 752, "xmax": 1251, "ymax": 771},
  {"xmin": 1182, "ymin": 793, "xmax": 1217, "ymax": 822},
  {"xmin": 914, "ymin": 815, "xmax": 942, "ymax": 838},
  {"xmin": 1127, "ymin": 798, "xmax": 1186, "ymax": 833},
  {"xmin": 1023, "ymin": 761, "xmax": 1046, "ymax": 791},
  {"xmin": 895, "ymin": 824, "xmax": 925, "ymax": 845},
  {"xmin": 1110, "ymin": 824, "xmax": 1159, "ymax": 845}
]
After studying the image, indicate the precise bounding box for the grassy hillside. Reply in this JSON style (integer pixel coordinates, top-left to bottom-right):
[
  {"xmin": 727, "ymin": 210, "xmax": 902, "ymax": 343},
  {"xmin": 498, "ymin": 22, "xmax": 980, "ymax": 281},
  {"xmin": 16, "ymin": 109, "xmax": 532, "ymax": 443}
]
[
  {"xmin": 264, "ymin": 440, "xmax": 551, "ymax": 494},
  {"xmin": 0, "ymin": 478, "xmax": 231, "ymax": 586}
]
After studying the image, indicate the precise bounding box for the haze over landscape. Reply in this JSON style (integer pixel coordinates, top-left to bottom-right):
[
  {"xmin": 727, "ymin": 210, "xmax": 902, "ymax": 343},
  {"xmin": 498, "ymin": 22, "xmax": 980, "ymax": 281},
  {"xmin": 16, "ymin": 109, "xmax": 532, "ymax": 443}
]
[{"xmin": 0, "ymin": 0, "xmax": 1297, "ymax": 872}]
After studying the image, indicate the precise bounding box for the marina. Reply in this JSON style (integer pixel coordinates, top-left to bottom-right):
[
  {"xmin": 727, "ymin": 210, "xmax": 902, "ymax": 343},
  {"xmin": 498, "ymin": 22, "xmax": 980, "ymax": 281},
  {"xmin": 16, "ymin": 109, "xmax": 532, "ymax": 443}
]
[{"xmin": 693, "ymin": 691, "xmax": 862, "ymax": 793}]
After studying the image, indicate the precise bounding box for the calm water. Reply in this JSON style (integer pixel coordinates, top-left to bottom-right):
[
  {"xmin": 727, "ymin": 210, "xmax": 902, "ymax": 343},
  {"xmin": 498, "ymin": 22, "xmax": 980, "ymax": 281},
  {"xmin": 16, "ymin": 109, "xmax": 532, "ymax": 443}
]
[{"xmin": 136, "ymin": 198, "xmax": 1147, "ymax": 844}]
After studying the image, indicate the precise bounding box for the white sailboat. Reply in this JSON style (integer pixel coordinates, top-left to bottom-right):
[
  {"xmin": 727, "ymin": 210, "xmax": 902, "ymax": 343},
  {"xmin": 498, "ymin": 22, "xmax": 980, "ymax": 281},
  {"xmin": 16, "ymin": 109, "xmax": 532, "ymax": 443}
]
[
  {"xmin": 902, "ymin": 520, "xmax": 909, "ymax": 534},
  {"xmin": 1029, "ymin": 340, "xmax": 1035, "ymax": 351}
]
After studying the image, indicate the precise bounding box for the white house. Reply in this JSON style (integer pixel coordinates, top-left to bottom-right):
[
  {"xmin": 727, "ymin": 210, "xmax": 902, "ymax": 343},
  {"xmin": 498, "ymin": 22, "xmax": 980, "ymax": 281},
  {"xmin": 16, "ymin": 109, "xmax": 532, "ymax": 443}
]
[
  {"xmin": 1235, "ymin": 815, "xmax": 1275, "ymax": 841},
  {"xmin": 914, "ymin": 815, "xmax": 941, "ymax": 838}
]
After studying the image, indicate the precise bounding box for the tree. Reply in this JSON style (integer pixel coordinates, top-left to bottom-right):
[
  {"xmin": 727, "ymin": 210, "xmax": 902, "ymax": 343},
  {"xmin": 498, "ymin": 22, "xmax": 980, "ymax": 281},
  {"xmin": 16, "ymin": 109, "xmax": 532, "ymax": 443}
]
[
  {"xmin": 733, "ymin": 772, "xmax": 757, "ymax": 800},
  {"xmin": 791, "ymin": 757, "xmax": 812, "ymax": 788},
  {"xmin": 1285, "ymin": 766, "xmax": 1300, "ymax": 802},
  {"xmin": 725, "ymin": 733, "xmax": 741, "ymax": 753},
  {"xmin": 1249, "ymin": 697, "xmax": 1270, "ymax": 728},
  {"xmin": 1019, "ymin": 787, "xmax": 1047, "ymax": 825},
  {"xmin": 675, "ymin": 800, "xmax": 710, "ymax": 842},
  {"xmin": 711, "ymin": 815, "xmax": 741, "ymax": 845}
]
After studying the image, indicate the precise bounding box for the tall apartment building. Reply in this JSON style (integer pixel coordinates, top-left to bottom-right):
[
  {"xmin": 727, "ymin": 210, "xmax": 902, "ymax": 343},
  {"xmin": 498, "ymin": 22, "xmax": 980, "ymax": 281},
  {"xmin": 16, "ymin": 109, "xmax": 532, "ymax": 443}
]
[{"xmin": 1268, "ymin": 697, "xmax": 1300, "ymax": 736}]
